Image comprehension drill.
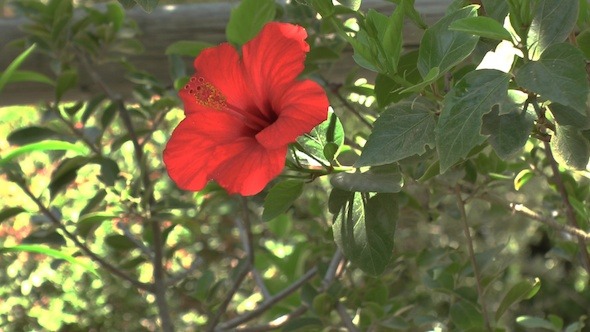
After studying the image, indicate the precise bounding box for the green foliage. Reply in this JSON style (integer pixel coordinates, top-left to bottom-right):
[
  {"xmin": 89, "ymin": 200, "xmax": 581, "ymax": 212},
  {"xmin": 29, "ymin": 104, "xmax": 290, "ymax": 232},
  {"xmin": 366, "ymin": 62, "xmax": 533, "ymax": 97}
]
[{"xmin": 226, "ymin": 0, "xmax": 276, "ymax": 46}]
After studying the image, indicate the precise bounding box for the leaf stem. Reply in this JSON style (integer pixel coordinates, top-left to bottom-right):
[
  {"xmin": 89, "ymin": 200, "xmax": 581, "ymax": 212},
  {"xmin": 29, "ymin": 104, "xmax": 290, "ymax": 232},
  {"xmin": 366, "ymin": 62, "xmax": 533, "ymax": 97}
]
[{"xmin": 455, "ymin": 185, "xmax": 492, "ymax": 332}]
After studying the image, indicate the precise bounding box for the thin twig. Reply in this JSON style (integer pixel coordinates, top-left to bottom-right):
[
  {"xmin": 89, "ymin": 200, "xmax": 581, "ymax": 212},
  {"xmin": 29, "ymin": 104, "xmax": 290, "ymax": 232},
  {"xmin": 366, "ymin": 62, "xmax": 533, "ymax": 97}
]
[
  {"xmin": 234, "ymin": 306, "xmax": 309, "ymax": 332},
  {"xmin": 531, "ymin": 97, "xmax": 590, "ymax": 273},
  {"xmin": 511, "ymin": 204, "xmax": 590, "ymax": 241},
  {"xmin": 15, "ymin": 179, "xmax": 152, "ymax": 292},
  {"xmin": 455, "ymin": 186, "xmax": 492, "ymax": 332},
  {"xmin": 337, "ymin": 302, "xmax": 359, "ymax": 332},
  {"xmin": 217, "ymin": 267, "xmax": 319, "ymax": 331},
  {"xmin": 151, "ymin": 220, "xmax": 174, "ymax": 332},
  {"xmin": 252, "ymin": 268, "xmax": 271, "ymax": 299},
  {"xmin": 48, "ymin": 102, "xmax": 102, "ymax": 156},
  {"xmin": 207, "ymin": 197, "xmax": 255, "ymax": 331}
]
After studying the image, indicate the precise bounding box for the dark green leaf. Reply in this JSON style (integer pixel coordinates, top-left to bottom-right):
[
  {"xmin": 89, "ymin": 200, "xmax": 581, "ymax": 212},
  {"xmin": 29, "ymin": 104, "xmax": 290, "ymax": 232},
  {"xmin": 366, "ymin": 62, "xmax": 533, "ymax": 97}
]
[
  {"xmin": 516, "ymin": 316, "xmax": 556, "ymax": 329},
  {"xmin": 515, "ymin": 43, "xmax": 588, "ymax": 112},
  {"xmin": 527, "ymin": 0, "xmax": 579, "ymax": 60},
  {"xmin": 450, "ymin": 301, "xmax": 484, "ymax": 329},
  {"xmin": 328, "ymin": 188, "xmax": 353, "ymax": 214},
  {"xmin": 282, "ymin": 317, "xmax": 324, "ymax": 332},
  {"xmin": 449, "ymin": 16, "xmax": 512, "ymax": 41},
  {"xmin": 436, "ymin": 69, "xmax": 511, "ymax": 172},
  {"xmin": 577, "ymin": 28, "xmax": 590, "ymax": 59},
  {"xmin": 382, "ymin": 0, "xmax": 405, "ymax": 72},
  {"xmin": 550, "ymin": 124, "xmax": 590, "ymax": 170},
  {"xmin": 226, "ymin": 0, "xmax": 276, "ymax": 45},
  {"xmin": 22, "ymin": 230, "xmax": 66, "ymax": 246},
  {"xmin": 165, "ymin": 41, "xmax": 213, "ymax": 57},
  {"xmin": 496, "ymin": 278, "xmax": 541, "ymax": 320},
  {"xmin": 548, "ymin": 103, "xmax": 590, "ymax": 128},
  {"xmin": 332, "ymin": 193, "xmax": 398, "ymax": 275},
  {"xmin": 331, "ymin": 166, "xmax": 404, "ymax": 193},
  {"xmin": 481, "ymin": 106, "xmax": 535, "ymax": 159},
  {"xmin": 80, "ymin": 189, "xmax": 107, "ymax": 216},
  {"xmin": 7, "ymin": 126, "xmax": 60, "ymax": 146},
  {"xmin": 0, "ymin": 207, "xmax": 26, "ymax": 223},
  {"xmin": 100, "ymin": 102, "xmax": 118, "ymax": 129},
  {"xmin": 417, "ymin": 5, "xmax": 479, "ymax": 79},
  {"xmin": 106, "ymin": 2, "xmax": 125, "ymax": 31},
  {"xmin": 357, "ymin": 100, "xmax": 436, "ymax": 166},
  {"xmin": 135, "ymin": 0, "xmax": 158, "ymax": 13},
  {"xmin": 374, "ymin": 51, "xmax": 421, "ymax": 107},
  {"xmin": 0, "ymin": 70, "xmax": 54, "ymax": 86},
  {"xmin": 55, "ymin": 70, "xmax": 78, "ymax": 102},
  {"xmin": 77, "ymin": 212, "xmax": 116, "ymax": 239},
  {"xmin": 262, "ymin": 180, "xmax": 304, "ymax": 221},
  {"xmin": 105, "ymin": 234, "xmax": 137, "ymax": 250},
  {"xmin": 49, "ymin": 156, "xmax": 88, "ymax": 199}
]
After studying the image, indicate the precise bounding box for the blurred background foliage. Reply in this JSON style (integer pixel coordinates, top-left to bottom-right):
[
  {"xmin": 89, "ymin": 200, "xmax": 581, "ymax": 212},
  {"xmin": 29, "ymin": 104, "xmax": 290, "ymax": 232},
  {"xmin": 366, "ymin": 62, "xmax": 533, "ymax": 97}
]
[{"xmin": 1, "ymin": 0, "xmax": 590, "ymax": 331}]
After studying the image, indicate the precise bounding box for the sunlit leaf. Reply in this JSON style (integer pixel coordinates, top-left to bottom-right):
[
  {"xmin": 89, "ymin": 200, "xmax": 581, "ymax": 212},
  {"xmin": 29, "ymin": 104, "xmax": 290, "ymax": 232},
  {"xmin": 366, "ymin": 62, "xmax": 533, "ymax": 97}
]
[
  {"xmin": 527, "ymin": 0, "xmax": 579, "ymax": 60},
  {"xmin": 496, "ymin": 278, "xmax": 541, "ymax": 320},
  {"xmin": 436, "ymin": 69, "xmax": 510, "ymax": 172},
  {"xmin": 357, "ymin": 100, "xmax": 436, "ymax": 166},
  {"xmin": 449, "ymin": 16, "xmax": 512, "ymax": 41},
  {"xmin": 0, "ymin": 44, "xmax": 37, "ymax": 93},
  {"xmin": 0, "ymin": 140, "xmax": 89, "ymax": 167},
  {"xmin": 0, "ymin": 244, "xmax": 99, "ymax": 277},
  {"xmin": 550, "ymin": 124, "xmax": 590, "ymax": 170}
]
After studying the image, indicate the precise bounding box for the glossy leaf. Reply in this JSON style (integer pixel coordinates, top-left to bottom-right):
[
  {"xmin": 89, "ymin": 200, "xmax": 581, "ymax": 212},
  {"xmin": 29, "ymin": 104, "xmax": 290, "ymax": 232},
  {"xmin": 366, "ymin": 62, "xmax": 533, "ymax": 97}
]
[
  {"xmin": 7, "ymin": 126, "xmax": 60, "ymax": 146},
  {"xmin": 550, "ymin": 124, "xmax": 590, "ymax": 170},
  {"xmin": 357, "ymin": 100, "xmax": 436, "ymax": 166},
  {"xmin": 417, "ymin": 5, "xmax": 479, "ymax": 79},
  {"xmin": 496, "ymin": 278, "xmax": 541, "ymax": 320},
  {"xmin": 516, "ymin": 43, "xmax": 588, "ymax": 112},
  {"xmin": 0, "ymin": 44, "xmax": 37, "ymax": 93},
  {"xmin": 449, "ymin": 16, "xmax": 512, "ymax": 41},
  {"xmin": 165, "ymin": 41, "xmax": 213, "ymax": 57},
  {"xmin": 0, "ymin": 244, "xmax": 98, "ymax": 277},
  {"xmin": 263, "ymin": 180, "xmax": 304, "ymax": 221},
  {"xmin": 527, "ymin": 0, "xmax": 579, "ymax": 60},
  {"xmin": 331, "ymin": 166, "xmax": 404, "ymax": 193},
  {"xmin": 481, "ymin": 107, "xmax": 535, "ymax": 159},
  {"xmin": 332, "ymin": 192, "xmax": 398, "ymax": 275},
  {"xmin": 0, "ymin": 140, "xmax": 89, "ymax": 167},
  {"xmin": 436, "ymin": 69, "xmax": 510, "ymax": 172},
  {"xmin": 226, "ymin": 0, "xmax": 276, "ymax": 45}
]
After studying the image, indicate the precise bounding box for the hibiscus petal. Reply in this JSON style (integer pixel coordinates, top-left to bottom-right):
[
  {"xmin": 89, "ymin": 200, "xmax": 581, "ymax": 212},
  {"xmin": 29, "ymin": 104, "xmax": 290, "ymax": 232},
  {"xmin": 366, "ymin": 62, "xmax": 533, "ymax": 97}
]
[
  {"xmin": 163, "ymin": 112, "xmax": 254, "ymax": 191},
  {"xmin": 242, "ymin": 22, "xmax": 309, "ymax": 116},
  {"xmin": 256, "ymin": 79, "xmax": 329, "ymax": 150},
  {"xmin": 184, "ymin": 43, "xmax": 255, "ymax": 114},
  {"xmin": 211, "ymin": 139, "xmax": 287, "ymax": 196}
]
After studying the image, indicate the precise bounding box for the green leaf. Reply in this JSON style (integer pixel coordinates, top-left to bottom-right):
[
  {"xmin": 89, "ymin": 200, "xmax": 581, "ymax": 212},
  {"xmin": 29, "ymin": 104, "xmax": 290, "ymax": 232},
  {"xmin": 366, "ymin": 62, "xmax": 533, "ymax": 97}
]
[
  {"xmin": 0, "ymin": 244, "xmax": 98, "ymax": 277},
  {"xmin": 22, "ymin": 230, "xmax": 66, "ymax": 246},
  {"xmin": 105, "ymin": 234, "xmax": 137, "ymax": 250},
  {"xmin": 332, "ymin": 192, "xmax": 398, "ymax": 275},
  {"xmin": 135, "ymin": 0, "xmax": 158, "ymax": 13},
  {"xmin": 7, "ymin": 126, "xmax": 61, "ymax": 146},
  {"xmin": 0, "ymin": 207, "xmax": 26, "ymax": 223},
  {"xmin": 106, "ymin": 2, "xmax": 125, "ymax": 31},
  {"xmin": 357, "ymin": 100, "xmax": 436, "ymax": 166},
  {"xmin": 548, "ymin": 103, "xmax": 590, "ymax": 129},
  {"xmin": 481, "ymin": 106, "xmax": 535, "ymax": 159},
  {"xmin": 400, "ymin": 66, "xmax": 439, "ymax": 93},
  {"xmin": 297, "ymin": 111, "xmax": 345, "ymax": 163},
  {"xmin": 450, "ymin": 301, "xmax": 484, "ymax": 330},
  {"xmin": 550, "ymin": 124, "xmax": 590, "ymax": 170},
  {"xmin": 0, "ymin": 140, "xmax": 89, "ymax": 167},
  {"xmin": 449, "ymin": 16, "xmax": 513, "ymax": 41},
  {"xmin": 262, "ymin": 180, "xmax": 304, "ymax": 221},
  {"xmin": 515, "ymin": 43, "xmax": 588, "ymax": 112},
  {"xmin": 77, "ymin": 212, "xmax": 116, "ymax": 238},
  {"xmin": 516, "ymin": 316, "xmax": 556, "ymax": 330},
  {"xmin": 165, "ymin": 41, "xmax": 213, "ymax": 57},
  {"xmin": 576, "ymin": 28, "xmax": 590, "ymax": 59},
  {"xmin": 436, "ymin": 69, "xmax": 511, "ymax": 172},
  {"xmin": 55, "ymin": 69, "xmax": 78, "ymax": 102},
  {"xmin": 0, "ymin": 70, "xmax": 54, "ymax": 86},
  {"xmin": 496, "ymin": 278, "xmax": 541, "ymax": 320},
  {"xmin": 527, "ymin": 0, "xmax": 579, "ymax": 60},
  {"xmin": 80, "ymin": 189, "xmax": 107, "ymax": 216},
  {"xmin": 226, "ymin": 0, "xmax": 276, "ymax": 46},
  {"xmin": 382, "ymin": 0, "xmax": 405, "ymax": 72},
  {"xmin": 0, "ymin": 44, "xmax": 37, "ymax": 93},
  {"xmin": 49, "ymin": 156, "xmax": 88, "ymax": 199},
  {"xmin": 514, "ymin": 169, "xmax": 534, "ymax": 191},
  {"xmin": 417, "ymin": 5, "xmax": 479, "ymax": 79},
  {"xmin": 331, "ymin": 166, "xmax": 404, "ymax": 193},
  {"xmin": 374, "ymin": 50, "xmax": 421, "ymax": 107}
]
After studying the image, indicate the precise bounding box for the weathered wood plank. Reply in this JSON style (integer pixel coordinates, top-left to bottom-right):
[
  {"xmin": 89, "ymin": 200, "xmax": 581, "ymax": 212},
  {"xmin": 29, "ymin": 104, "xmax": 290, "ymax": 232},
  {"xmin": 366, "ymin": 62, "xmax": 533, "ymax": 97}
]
[{"xmin": 0, "ymin": 0, "xmax": 452, "ymax": 106}]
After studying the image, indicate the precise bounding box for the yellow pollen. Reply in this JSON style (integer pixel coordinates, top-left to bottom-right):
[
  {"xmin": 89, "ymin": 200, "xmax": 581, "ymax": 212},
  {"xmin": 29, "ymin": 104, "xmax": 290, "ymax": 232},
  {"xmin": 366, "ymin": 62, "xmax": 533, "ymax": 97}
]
[{"xmin": 185, "ymin": 76, "xmax": 226, "ymax": 111}]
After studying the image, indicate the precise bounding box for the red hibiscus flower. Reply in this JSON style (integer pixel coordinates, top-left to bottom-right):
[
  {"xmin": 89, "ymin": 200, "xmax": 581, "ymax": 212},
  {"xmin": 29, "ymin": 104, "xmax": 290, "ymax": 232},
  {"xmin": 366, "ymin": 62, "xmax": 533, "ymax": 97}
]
[{"xmin": 164, "ymin": 22, "xmax": 329, "ymax": 196}]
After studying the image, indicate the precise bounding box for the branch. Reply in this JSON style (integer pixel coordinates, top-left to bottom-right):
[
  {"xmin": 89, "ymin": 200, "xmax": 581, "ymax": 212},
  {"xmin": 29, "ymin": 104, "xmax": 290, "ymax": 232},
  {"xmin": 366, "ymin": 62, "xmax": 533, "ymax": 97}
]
[
  {"xmin": 15, "ymin": 178, "xmax": 152, "ymax": 292},
  {"xmin": 511, "ymin": 204, "xmax": 590, "ymax": 241},
  {"xmin": 455, "ymin": 186, "xmax": 492, "ymax": 332}
]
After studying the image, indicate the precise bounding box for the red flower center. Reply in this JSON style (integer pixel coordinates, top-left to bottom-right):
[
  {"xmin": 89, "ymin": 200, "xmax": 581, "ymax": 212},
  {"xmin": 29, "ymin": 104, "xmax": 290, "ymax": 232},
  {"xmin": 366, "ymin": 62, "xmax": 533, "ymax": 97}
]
[{"xmin": 184, "ymin": 76, "xmax": 276, "ymax": 132}]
